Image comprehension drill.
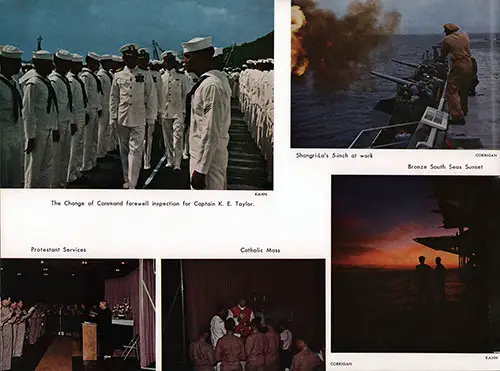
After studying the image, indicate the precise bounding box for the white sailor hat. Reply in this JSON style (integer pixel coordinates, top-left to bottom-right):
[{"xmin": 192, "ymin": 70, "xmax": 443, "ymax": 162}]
[
  {"xmin": 214, "ymin": 47, "xmax": 223, "ymax": 57},
  {"xmin": 181, "ymin": 37, "xmax": 212, "ymax": 53},
  {"xmin": 87, "ymin": 52, "xmax": 101, "ymax": 61},
  {"xmin": 55, "ymin": 49, "xmax": 74, "ymax": 61},
  {"xmin": 72, "ymin": 53, "xmax": 83, "ymax": 63},
  {"xmin": 0, "ymin": 45, "xmax": 23, "ymax": 59},
  {"xmin": 32, "ymin": 50, "xmax": 53, "ymax": 60},
  {"xmin": 100, "ymin": 54, "xmax": 113, "ymax": 61},
  {"xmin": 111, "ymin": 55, "xmax": 122, "ymax": 62},
  {"xmin": 119, "ymin": 43, "xmax": 139, "ymax": 55}
]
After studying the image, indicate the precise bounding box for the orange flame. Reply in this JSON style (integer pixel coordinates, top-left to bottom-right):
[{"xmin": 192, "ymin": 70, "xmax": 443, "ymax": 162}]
[{"xmin": 291, "ymin": 5, "xmax": 309, "ymax": 76}]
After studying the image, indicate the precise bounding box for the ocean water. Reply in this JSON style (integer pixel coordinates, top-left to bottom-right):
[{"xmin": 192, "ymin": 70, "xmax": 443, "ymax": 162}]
[{"xmin": 291, "ymin": 34, "xmax": 500, "ymax": 149}]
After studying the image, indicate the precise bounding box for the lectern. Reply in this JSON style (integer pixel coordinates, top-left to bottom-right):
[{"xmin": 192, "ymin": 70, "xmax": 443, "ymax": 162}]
[{"xmin": 82, "ymin": 323, "xmax": 97, "ymax": 361}]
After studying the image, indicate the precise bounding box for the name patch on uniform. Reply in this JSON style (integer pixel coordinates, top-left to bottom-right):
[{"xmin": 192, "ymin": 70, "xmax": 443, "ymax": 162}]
[
  {"xmin": 135, "ymin": 75, "xmax": 145, "ymax": 83},
  {"xmin": 203, "ymin": 103, "xmax": 212, "ymax": 115}
]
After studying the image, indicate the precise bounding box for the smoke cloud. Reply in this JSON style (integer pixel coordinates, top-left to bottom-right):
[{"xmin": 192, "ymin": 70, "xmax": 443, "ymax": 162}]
[{"xmin": 291, "ymin": 0, "xmax": 401, "ymax": 90}]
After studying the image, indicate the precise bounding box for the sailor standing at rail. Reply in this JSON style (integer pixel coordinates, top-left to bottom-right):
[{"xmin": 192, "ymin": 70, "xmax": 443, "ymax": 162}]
[
  {"xmin": 0, "ymin": 45, "xmax": 24, "ymax": 188},
  {"xmin": 49, "ymin": 49, "xmax": 75, "ymax": 188},
  {"xmin": 161, "ymin": 50, "xmax": 188, "ymax": 170},
  {"xmin": 110, "ymin": 43, "xmax": 157, "ymax": 189},
  {"xmin": 96, "ymin": 54, "xmax": 114, "ymax": 159},
  {"xmin": 81, "ymin": 52, "xmax": 103, "ymax": 172},
  {"xmin": 23, "ymin": 50, "xmax": 58, "ymax": 188},
  {"xmin": 137, "ymin": 48, "xmax": 158, "ymax": 170},
  {"xmin": 67, "ymin": 53, "xmax": 89, "ymax": 184},
  {"xmin": 182, "ymin": 36, "xmax": 232, "ymax": 190}
]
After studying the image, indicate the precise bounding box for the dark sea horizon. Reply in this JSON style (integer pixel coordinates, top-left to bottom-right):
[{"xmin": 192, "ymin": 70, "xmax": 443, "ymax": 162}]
[{"xmin": 291, "ymin": 33, "xmax": 500, "ymax": 149}]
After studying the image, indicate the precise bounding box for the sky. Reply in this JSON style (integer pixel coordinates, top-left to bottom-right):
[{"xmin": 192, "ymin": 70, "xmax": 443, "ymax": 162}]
[
  {"xmin": 1, "ymin": 0, "xmax": 274, "ymax": 58},
  {"xmin": 317, "ymin": 0, "xmax": 500, "ymax": 34},
  {"xmin": 332, "ymin": 176, "xmax": 460, "ymax": 269}
]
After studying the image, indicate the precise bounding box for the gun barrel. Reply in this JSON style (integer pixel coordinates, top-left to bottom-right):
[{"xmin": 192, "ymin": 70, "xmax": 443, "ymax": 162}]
[
  {"xmin": 391, "ymin": 59, "xmax": 421, "ymax": 69},
  {"xmin": 370, "ymin": 71, "xmax": 414, "ymax": 86}
]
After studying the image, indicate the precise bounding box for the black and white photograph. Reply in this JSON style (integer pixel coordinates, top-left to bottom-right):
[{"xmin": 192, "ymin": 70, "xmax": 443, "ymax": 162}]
[
  {"xmin": 0, "ymin": 0, "xmax": 274, "ymax": 190},
  {"xmin": 0, "ymin": 259, "xmax": 156, "ymax": 370},
  {"xmin": 291, "ymin": 0, "xmax": 499, "ymax": 149},
  {"xmin": 162, "ymin": 259, "xmax": 326, "ymax": 370}
]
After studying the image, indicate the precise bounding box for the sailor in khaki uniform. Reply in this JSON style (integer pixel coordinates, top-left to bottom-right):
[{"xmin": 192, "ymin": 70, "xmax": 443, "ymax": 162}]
[
  {"xmin": 0, "ymin": 45, "xmax": 24, "ymax": 188},
  {"xmin": 182, "ymin": 36, "xmax": 232, "ymax": 190},
  {"xmin": 161, "ymin": 50, "xmax": 189, "ymax": 170},
  {"xmin": 110, "ymin": 43, "xmax": 157, "ymax": 189},
  {"xmin": 67, "ymin": 54, "xmax": 89, "ymax": 183},
  {"xmin": 137, "ymin": 48, "xmax": 158, "ymax": 170},
  {"xmin": 97, "ymin": 54, "xmax": 114, "ymax": 159},
  {"xmin": 49, "ymin": 49, "xmax": 75, "ymax": 188},
  {"xmin": 23, "ymin": 50, "xmax": 58, "ymax": 188},
  {"xmin": 81, "ymin": 52, "xmax": 103, "ymax": 171}
]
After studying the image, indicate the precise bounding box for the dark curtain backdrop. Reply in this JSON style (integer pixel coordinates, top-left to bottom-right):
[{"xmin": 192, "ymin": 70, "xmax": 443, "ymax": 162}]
[
  {"xmin": 183, "ymin": 259, "xmax": 325, "ymax": 349},
  {"xmin": 105, "ymin": 260, "xmax": 155, "ymax": 367}
]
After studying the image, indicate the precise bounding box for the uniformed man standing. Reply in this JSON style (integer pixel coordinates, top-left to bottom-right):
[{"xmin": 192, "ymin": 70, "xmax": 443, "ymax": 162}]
[
  {"xmin": 23, "ymin": 50, "xmax": 59, "ymax": 188},
  {"xmin": 49, "ymin": 49, "xmax": 75, "ymax": 188},
  {"xmin": 0, "ymin": 45, "xmax": 24, "ymax": 188},
  {"xmin": 97, "ymin": 54, "xmax": 114, "ymax": 159},
  {"xmin": 0, "ymin": 296, "xmax": 18, "ymax": 371},
  {"xmin": 161, "ymin": 50, "xmax": 188, "ymax": 170},
  {"xmin": 108, "ymin": 55, "xmax": 123, "ymax": 152},
  {"xmin": 137, "ymin": 48, "xmax": 159, "ymax": 170},
  {"xmin": 441, "ymin": 23, "xmax": 472, "ymax": 125},
  {"xmin": 110, "ymin": 44, "xmax": 157, "ymax": 189},
  {"xmin": 81, "ymin": 52, "xmax": 103, "ymax": 172},
  {"xmin": 182, "ymin": 37, "xmax": 232, "ymax": 190},
  {"xmin": 67, "ymin": 54, "xmax": 89, "ymax": 183}
]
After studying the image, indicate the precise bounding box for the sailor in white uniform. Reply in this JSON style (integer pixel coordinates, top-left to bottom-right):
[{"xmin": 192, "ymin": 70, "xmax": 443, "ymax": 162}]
[
  {"xmin": 49, "ymin": 49, "xmax": 75, "ymax": 188},
  {"xmin": 81, "ymin": 52, "xmax": 103, "ymax": 172},
  {"xmin": 182, "ymin": 36, "xmax": 232, "ymax": 190},
  {"xmin": 96, "ymin": 54, "xmax": 114, "ymax": 159},
  {"xmin": 138, "ymin": 48, "xmax": 158, "ymax": 170},
  {"xmin": 161, "ymin": 50, "xmax": 189, "ymax": 170},
  {"xmin": 110, "ymin": 43, "xmax": 157, "ymax": 189},
  {"xmin": 108, "ymin": 55, "xmax": 123, "ymax": 152},
  {"xmin": 67, "ymin": 53, "xmax": 89, "ymax": 183},
  {"xmin": 22, "ymin": 50, "xmax": 58, "ymax": 188},
  {"xmin": 0, "ymin": 45, "xmax": 24, "ymax": 188}
]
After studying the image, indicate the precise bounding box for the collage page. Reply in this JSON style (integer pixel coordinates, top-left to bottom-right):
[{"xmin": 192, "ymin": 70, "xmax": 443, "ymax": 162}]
[{"xmin": 0, "ymin": 0, "xmax": 499, "ymax": 370}]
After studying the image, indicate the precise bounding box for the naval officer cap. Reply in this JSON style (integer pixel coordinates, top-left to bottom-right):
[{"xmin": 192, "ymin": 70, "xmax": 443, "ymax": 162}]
[
  {"xmin": 55, "ymin": 49, "xmax": 74, "ymax": 61},
  {"xmin": 112, "ymin": 55, "xmax": 123, "ymax": 62},
  {"xmin": 72, "ymin": 54, "xmax": 83, "ymax": 63},
  {"xmin": 87, "ymin": 52, "xmax": 101, "ymax": 61},
  {"xmin": 161, "ymin": 50, "xmax": 177, "ymax": 59},
  {"xmin": 182, "ymin": 37, "xmax": 212, "ymax": 53},
  {"xmin": 138, "ymin": 48, "xmax": 150, "ymax": 58},
  {"xmin": 119, "ymin": 43, "xmax": 139, "ymax": 56},
  {"xmin": 32, "ymin": 50, "xmax": 53, "ymax": 60},
  {"xmin": 100, "ymin": 54, "xmax": 113, "ymax": 61},
  {"xmin": 0, "ymin": 45, "xmax": 23, "ymax": 59}
]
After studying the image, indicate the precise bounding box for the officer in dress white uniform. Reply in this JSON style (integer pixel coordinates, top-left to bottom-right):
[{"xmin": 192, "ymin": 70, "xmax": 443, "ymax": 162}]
[
  {"xmin": 137, "ymin": 48, "xmax": 158, "ymax": 170},
  {"xmin": 80, "ymin": 52, "xmax": 103, "ymax": 172},
  {"xmin": 96, "ymin": 54, "xmax": 114, "ymax": 159},
  {"xmin": 110, "ymin": 43, "xmax": 157, "ymax": 189},
  {"xmin": 67, "ymin": 53, "xmax": 89, "ymax": 183},
  {"xmin": 0, "ymin": 45, "xmax": 24, "ymax": 188},
  {"xmin": 23, "ymin": 50, "xmax": 58, "ymax": 188},
  {"xmin": 161, "ymin": 50, "xmax": 189, "ymax": 170},
  {"xmin": 108, "ymin": 55, "xmax": 122, "ymax": 152},
  {"xmin": 49, "ymin": 49, "xmax": 76, "ymax": 188},
  {"xmin": 182, "ymin": 36, "xmax": 232, "ymax": 190}
]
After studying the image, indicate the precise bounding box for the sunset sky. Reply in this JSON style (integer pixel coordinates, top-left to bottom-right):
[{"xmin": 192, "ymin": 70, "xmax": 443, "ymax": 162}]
[{"xmin": 332, "ymin": 176, "xmax": 459, "ymax": 269}]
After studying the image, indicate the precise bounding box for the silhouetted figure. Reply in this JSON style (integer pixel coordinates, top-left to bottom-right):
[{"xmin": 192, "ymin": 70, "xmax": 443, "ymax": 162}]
[
  {"xmin": 415, "ymin": 256, "xmax": 433, "ymax": 304},
  {"xmin": 434, "ymin": 257, "xmax": 447, "ymax": 302},
  {"xmin": 468, "ymin": 57, "xmax": 479, "ymax": 96}
]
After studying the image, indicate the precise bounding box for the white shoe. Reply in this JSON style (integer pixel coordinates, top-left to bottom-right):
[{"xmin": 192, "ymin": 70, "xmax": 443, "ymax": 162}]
[
  {"xmin": 174, "ymin": 166, "xmax": 181, "ymax": 171},
  {"xmin": 144, "ymin": 164, "xmax": 151, "ymax": 170},
  {"xmin": 123, "ymin": 182, "xmax": 130, "ymax": 189},
  {"xmin": 182, "ymin": 154, "xmax": 189, "ymax": 160},
  {"xmin": 165, "ymin": 161, "xmax": 173, "ymax": 168}
]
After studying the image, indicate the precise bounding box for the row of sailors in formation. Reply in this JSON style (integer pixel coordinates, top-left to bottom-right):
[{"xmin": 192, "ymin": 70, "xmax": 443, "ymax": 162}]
[
  {"xmin": 190, "ymin": 317, "xmax": 324, "ymax": 371},
  {"xmin": 0, "ymin": 37, "xmax": 274, "ymax": 189},
  {"xmin": 0, "ymin": 298, "xmax": 47, "ymax": 371}
]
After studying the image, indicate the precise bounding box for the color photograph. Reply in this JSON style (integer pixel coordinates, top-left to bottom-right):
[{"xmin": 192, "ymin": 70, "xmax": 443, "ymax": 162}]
[
  {"xmin": 331, "ymin": 175, "xmax": 500, "ymax": 353},
  {"xmin": 0, "ymin": 259, "xmax": 155, "ymax": 370},
  {"xmin": 291, "ymin": 0, "xmax": 499, "ymax": 149},
  {"xmin": 1, "ymin": 0, "xmax": 274, "ymax": 190},
  {"xmin": 162, "ymin": 259, "xmax": 326, "ymax": 370}
]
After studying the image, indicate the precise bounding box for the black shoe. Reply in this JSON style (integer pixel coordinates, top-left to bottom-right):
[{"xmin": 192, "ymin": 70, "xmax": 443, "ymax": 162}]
[{"xmin": 449, "ymin": 118, "xmax": 466, "ymax": 126}]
